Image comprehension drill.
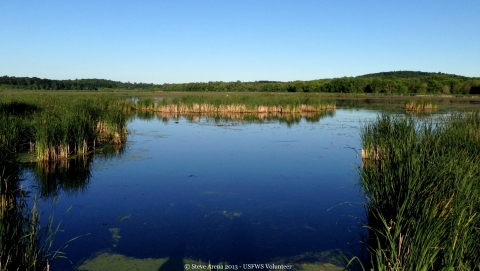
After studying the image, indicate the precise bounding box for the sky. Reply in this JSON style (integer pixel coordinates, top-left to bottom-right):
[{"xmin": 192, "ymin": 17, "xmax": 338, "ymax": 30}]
[{"xmin": 1, "ymin": 0, "xmax": 479, "ymax": 84}]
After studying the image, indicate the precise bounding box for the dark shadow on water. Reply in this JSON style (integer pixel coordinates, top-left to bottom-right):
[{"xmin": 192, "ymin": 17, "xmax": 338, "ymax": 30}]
[
  {"xmin": 158, "ymin": 243, "xmax": 185, "ymax": 271},
  {"xmin": 225, "ymin": 217, "xmax": 255, "ymax": 264}
]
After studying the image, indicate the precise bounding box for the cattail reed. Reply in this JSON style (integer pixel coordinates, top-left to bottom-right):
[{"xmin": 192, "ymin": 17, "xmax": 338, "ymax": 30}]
[
  {"xmin": 133, "ymin": 94, "xmax": 336, "ymax": 115},
  {"xmin": 360, "ymin": 113, "xmax": 480, "ymax": 270},
  {"xmin": 0, "ymin": 94, "xmax": 130, "ymax": 161},
  {"xmin": 404, "ymin": 100, "xmax": 438, "ymax": 112}
]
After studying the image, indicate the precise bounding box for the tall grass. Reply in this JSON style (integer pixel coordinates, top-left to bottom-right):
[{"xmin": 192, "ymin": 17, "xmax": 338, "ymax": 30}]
[
  {"xmin": 0, "ymin": 183, "xmax": 65, "ymax": 271},
  {"xmin": 404, "ymin": 100, "xmax": 438, "ymax": 112},
  {"xmin": 135, "ymin": 94, "xmax": 336, "ymax": 114},
  {"xmin": 0, "ymin": 94, "xmax": 132, "ymax": 161},
  {"xmin": 360, "ymin": 113, "xmax": 480, "ymax": 270},
  {"xmin": 0, "ymin": 94, "xmax": 133, "ymax": 269}
]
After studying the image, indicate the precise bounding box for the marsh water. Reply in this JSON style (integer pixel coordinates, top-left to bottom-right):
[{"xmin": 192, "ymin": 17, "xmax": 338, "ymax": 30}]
[{"xmin": 22, "ymin": 97, "xmax": 479, "ymax": 270}]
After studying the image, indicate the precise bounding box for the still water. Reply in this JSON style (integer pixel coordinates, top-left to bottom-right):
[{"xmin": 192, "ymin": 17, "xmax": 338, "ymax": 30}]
[{"xmin": 26, "ymin": 109, "xmax": 378, "ymax": 270}]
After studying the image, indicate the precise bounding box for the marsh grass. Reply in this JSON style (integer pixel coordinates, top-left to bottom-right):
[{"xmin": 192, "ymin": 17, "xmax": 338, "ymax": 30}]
[
  {"xmin": 132, "ymin": 94, "xmax": 336, "ymax": 125},
  {"xmin": 359, "ymin": 113, "xmax": 480, "ymax": 270},
  {"xmin": 136, "ymin": 97, "xmax": 156, "ymax": 112},
  {"xmin": 404, "ymin": 100, "xmax": 438, "ymax": 112},
  {"xmin": 0, "ymin": 94, "xmax": 131, "ymax": 161},
  {"xmin": 0, "ymin": 94, "xmax": 125, "ymax": 270},
  {"xmin": 135, "ymin": 94, "xmax": 336, "ymax": 114}
]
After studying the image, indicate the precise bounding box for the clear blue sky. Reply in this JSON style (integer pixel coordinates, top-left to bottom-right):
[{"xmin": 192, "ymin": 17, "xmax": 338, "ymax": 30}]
[{"xmin": 1, "ymin": 0, "xmax": 479, "ymax": 84}]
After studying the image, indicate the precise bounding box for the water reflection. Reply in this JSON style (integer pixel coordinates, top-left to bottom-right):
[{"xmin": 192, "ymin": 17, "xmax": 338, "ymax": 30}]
[
  {"xmin": 133, "ymin": 110, "xmax": 335, "ymax": 127},
  {"xmin": 21, "ymin": 143, "xmax": 126, "ymax": 199},
  {"xmin": 0, "ymin": 146, "xmax": 51, "ymax": 269},
  {"xmin": 22, "ymin": 157, "xmax": 92, "ymax": 198},
  {"xmin": 37, "ymin": 110, "xmax": 370, "ymax": 270}
]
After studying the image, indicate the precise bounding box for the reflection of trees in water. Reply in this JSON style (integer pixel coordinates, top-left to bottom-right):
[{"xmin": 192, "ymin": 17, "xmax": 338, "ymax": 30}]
[{"xmin": 132, "ymin": 110, "xmax": 335, "ymax": 127}]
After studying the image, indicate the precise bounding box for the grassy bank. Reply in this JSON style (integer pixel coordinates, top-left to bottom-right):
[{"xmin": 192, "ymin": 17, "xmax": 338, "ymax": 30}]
[{"xmin": 360, "ymin": 113, "xmax": 480, "ymax": 270}]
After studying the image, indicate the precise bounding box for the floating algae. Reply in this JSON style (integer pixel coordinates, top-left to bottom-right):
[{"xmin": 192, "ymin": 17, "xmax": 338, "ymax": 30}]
[
  {"xmin": 299, "ymin": 262, "xmax": 344, "ymax": 271},
  {"xmin": 109, "ymin": 228, "xmax": 121, "ymax": 247},
  {"xmin": 76, "ymin": 251, "xmax": 346, "ymax": 271},
  {"xmin": 76, "ymin": 252, "xmax": 168, "ymax": 271},
  {"xmin": 117, "ymin": 214, "xmax": 131, "ymax": 222},
  {"xmin": 222, "ymin": 210, "xmax": 242, "ymax": 218}
]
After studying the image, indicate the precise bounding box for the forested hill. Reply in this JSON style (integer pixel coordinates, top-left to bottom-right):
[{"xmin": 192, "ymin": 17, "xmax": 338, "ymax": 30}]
[
  {"xmin": 358, "ymin": 71, "xmax": 466, "ymax": 79},
  {"xmin": 1, "ymin": 71, "xmax": 480, "ymax": 94}
]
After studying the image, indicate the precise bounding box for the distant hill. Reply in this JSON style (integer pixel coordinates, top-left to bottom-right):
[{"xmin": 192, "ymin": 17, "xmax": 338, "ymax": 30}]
[
  {"xmin": 1, "ymin": 72, "xmax": 479, "ymax": 94},
  {"xmin": 357, "ymin": 71, "xmax": 467, "ymax": 79}
]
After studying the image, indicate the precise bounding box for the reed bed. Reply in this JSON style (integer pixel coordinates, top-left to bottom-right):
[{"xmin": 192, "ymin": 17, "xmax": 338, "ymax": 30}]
[
  {"xmin": 0, "ymin": 93, "xmax": 133, "ymax": 270},
  {"xmin": 0, "ymin": 94, "xmax": 131, "ymax": 161},
  {"xmin": 134, "ymin": 94, "xmax": 336, "ymax": 114},
  {"xmin": 359, "ymin": 113, "xmax": 480, "ymax": 270},
  {"xmin": 404, "ymin": 100, "xmax": 438, "ymax": 112}
]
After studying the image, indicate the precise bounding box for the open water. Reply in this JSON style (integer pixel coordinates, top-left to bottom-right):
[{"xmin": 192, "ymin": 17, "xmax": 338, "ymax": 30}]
[{"xmin": 25, "ymin": 109, "xmax": 379, "ymax": 270}]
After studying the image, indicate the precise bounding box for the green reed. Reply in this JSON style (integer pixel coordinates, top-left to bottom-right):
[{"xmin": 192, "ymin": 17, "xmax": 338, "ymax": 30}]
[
  {"xmin": 0, "ymin": 94, "xmax": 131, "ymax": 161},
  {"xmin": 135, "ymin": 94, "xmax": 336, "ymax": 113},
  {"xmin": 404, "ymin": 100, "xmax": 438, "ymax": 112},
  {"xmin": 360, "ymin": 113, "xmax": 480, "ymax": 270},
  {"xmin": 0, "ymin": 93, "xmax": 133, "ymax": 270},
  {"xmin": 136, "ymin": 97, "xmax": 156, "ymax": 110},
  {"xmin": 179, "ymin": 94, "xmax": 336, "ymax": 110}
]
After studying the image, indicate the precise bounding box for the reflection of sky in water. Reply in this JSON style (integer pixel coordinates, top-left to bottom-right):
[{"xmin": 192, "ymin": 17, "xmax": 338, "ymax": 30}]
[{"xmin": 34, "ymin": 109, "xmax": 378, "ymax": 269}]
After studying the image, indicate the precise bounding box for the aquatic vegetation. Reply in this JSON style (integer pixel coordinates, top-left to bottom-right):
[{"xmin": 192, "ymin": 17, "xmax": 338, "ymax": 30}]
[
  {"xmin": 76, "ymin": 252, "xmax": 169, "ymax": 271},
  {"xmin": 77, "ymin": 251, "xmax": 347, "ymax": 271},
  {"xmin": 131, "ymin": 104, "xmax": 335, "ymax": 126},
  {"xmin": 0, "ymin": 93, "xmax": 134, "ymax": 270},
  {"xmin": 404, "ymin": 100, "xmax": 438, "ymax": 112},
  {"xmin": 360, "ymin": 113, "xmax": 480, "ymax": 270},
  {"xmin": 109, "ymin": 228, "xmax": 121, "ymax": 248},
  {"xmin": 136, "ymin": 97, "xmax": 156, "ymax": 110},
  {"xmin": 134, "ymin": 94, "xmax": 336, "ymax": 114},
  {"xmin": 0, "ymin": 94, "xmax": 132, "ymax": 161},
  {"xmin": 1, "ymin": 163, "xmax": 63, "ymax": 270}
]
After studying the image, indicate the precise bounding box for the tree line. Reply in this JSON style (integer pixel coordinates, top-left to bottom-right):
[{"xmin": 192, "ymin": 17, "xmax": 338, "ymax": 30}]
[{"xmin": 1, "ymin": 71, "xmax": 479, "ymax": 94}]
